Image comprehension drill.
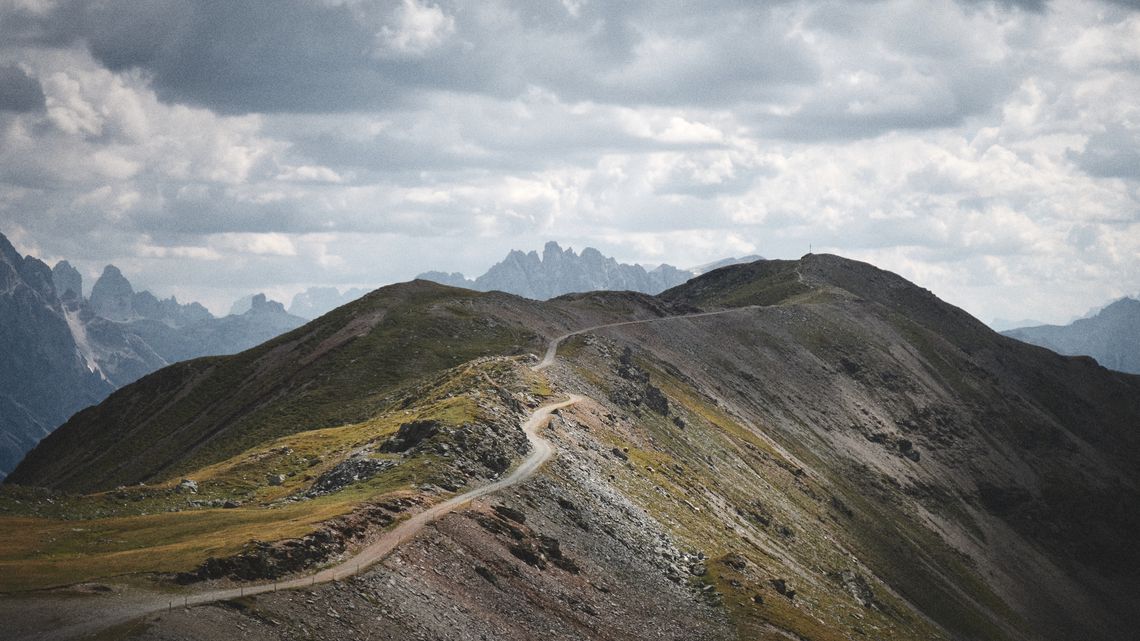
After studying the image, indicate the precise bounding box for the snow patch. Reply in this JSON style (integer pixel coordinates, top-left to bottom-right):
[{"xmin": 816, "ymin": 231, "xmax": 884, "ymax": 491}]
[{"xmin": 64, "ymin": 308, "xmax": 108, "ymax": 382}]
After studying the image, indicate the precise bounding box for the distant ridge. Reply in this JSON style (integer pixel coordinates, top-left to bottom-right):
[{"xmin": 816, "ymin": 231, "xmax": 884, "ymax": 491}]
[
  {"xmin": 419, "ymin": 241, "xmax": 762, "ymax": 300},
  {"xmin": 287, "ymin": 286, "xmax": 369, "ymax": 320},
  {"xmin": 1003, "ymin": 297, "xmax": 1140, "ymax": 374}
]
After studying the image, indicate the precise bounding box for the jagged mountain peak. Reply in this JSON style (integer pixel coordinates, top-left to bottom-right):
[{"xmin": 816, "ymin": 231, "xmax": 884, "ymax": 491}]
[
  {"xmin": 89, "ymin": 264, "xmax": 134, "ymax": 321},
  {"xmin": 419, "ymin": 241, "xmax": 695, "ymax": 300},
  {"xmin": 0, "ymin": 239, "xmax": 308, "ymax": 480},
  {"xmin": 0, "ymin": 231, "xmax": 22, "ymax": 268},
  {"xmin": 51, "ymin": 260, "xmax": 82, "ymax": 299}
]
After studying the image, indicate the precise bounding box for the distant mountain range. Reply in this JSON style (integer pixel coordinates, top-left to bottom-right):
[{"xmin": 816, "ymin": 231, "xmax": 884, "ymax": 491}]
[
  {"xmin": 1002, "ymin": 297, "xmax": 1140, "ymax": 374},
  {"xmin": 0, "ymin": 232, "xmax": 305, "ymax": 479},
  {"xmin": 419, "ymin": 241, "xmax": 762, "ymax": 299},
  {"xmin": 287, "ymin": 286, "xmax": 369, "ymax": 320}
]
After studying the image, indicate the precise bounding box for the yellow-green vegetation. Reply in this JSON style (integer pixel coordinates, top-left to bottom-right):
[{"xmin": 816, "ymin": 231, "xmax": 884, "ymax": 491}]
[
  {"xmin": 0, "ymin": 358, "xmax": 527, "ymax": 593},
  {"xmin": 9, "ymin": 284, "xmax": 542, "ymax": 494},
  {"xmin": 0, "ymin": 500, "xmax": 350, "ymax": 592},
  {"xmin": 529, "ymin": 377, "xmax": 554, "ymax": 397}
]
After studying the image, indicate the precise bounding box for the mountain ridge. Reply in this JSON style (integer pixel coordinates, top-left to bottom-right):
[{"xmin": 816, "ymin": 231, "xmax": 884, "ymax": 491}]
[
  {"xmin": 1002, "ymin": 296, "xmax": 1140, "ymax": 374},
  {"xmin": 418, "ymin": 241, "xmax": 762, "ymax": 300},
  {"xmin": 3, "ymin": 253, "xmax": 1138, "ymax": 641}
]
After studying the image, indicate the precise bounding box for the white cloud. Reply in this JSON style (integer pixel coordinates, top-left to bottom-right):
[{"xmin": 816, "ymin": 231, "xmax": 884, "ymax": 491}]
[
  {"xmin": 1, "ymin": 0, "xmax": 1138, "ymax": 326},
  {"xmin": 215, "ymin": 233, "xmax": 299, "ymax": 257},
  {"xmin": 276, "ymin": 165, "xmax": 346, "ymax": 184},
  {"xmin": 378, "ymin": 0, "xmax": 456, "ymax": 56}
]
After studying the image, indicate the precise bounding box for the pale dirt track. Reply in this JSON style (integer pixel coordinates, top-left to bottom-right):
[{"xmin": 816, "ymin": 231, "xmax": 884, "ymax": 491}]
[{"xmin": 9, "ymin": 304, "xmax": 759, "ymax": 640}]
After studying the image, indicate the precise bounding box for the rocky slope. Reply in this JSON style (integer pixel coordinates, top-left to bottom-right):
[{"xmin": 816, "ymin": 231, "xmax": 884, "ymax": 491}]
[
  {"xmin": 419, "ymin": 241, "xmax": 698, "ymax": 300},
  {"xmin": 3, "ymin": 254, "xmax": 1138, "ymax": 641},
  {"xmin": 1002, "ymin": 297, "xmax": 1140, "ymax": 374}
]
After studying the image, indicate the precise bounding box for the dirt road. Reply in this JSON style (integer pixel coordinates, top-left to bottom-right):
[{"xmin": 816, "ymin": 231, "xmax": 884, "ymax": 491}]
[{"xmin": 11, "ymin": 304, "xmax": 760, "ymax": 639}]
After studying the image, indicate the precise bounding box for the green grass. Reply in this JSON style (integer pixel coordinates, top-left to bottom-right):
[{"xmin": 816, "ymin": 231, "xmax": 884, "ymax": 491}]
[
  {"xmin": 0, "ymin": 358, "xmax": 532, "ymax": 592},
  {"xmin": 10, "ymin": 284, "xmax": 543, "ymax": 494}
]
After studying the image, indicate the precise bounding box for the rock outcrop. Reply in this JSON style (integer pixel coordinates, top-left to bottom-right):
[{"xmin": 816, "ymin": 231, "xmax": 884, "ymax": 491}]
[
  {"xmin": 51, "ymin": 260, "xmax": 82, "ymax": 299},
  {"xmin": 88, "ymin": 265, "xmax": 135, "ymax": 321},
  {"xmin": 0, "ymin": 235, "xmax": 113, "ymax": 479}
]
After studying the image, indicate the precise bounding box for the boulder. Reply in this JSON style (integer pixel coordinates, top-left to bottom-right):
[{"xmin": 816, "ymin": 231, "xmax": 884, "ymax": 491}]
[{"xmin": 307, "ymin": 456, "xmax": 397, "ymax": 496}]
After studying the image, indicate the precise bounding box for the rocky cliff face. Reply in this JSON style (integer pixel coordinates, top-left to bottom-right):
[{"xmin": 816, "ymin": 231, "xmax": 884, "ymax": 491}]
[
  {"xmin": 418, "ymin": 241, "xmax": 699, "ymax": 299},
  {"xmin": 88, "ymin": 265, "xmax": 134, "ymax": 321},
  {"xmin": 0, "ymin": 235, "xmax": 113, "ymax": 479},
  {"xmin": 1003, "ymin": 297, "xmax": 1140, "ymax": 374},
  {"xmin": 50, "ymin": 260, "xmax": 82, "ymax": 299},
  {"xmin": 0, "ymin": 233, "xmax": 306, "ymax": 479},
  {"xmin": 90, "ymin": 265, "xmax": 211, "ymax": 327}
]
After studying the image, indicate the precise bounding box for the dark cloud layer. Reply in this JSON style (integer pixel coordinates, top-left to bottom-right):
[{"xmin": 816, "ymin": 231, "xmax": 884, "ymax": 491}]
[
  {"xmin": 4, "ymin": 1, "xmax": 820, "ymax": 114},
  {"xmin": 0, "ymin": 65, "xmax": 45, "ymax": 112}
]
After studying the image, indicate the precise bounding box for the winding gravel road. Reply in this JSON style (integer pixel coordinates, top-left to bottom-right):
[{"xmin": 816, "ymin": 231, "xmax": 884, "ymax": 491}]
[{"xmin": 15, "ymin": 304, "xmax": 759, "ymax": 640}]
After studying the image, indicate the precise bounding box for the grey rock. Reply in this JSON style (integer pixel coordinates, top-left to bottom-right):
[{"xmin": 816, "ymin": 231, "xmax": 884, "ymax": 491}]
[
  {"xmin": 307, "ymin": 456, "xmax": 397, "ymax": 496},
  {"xmin": 89, "ymin": 265, "xmax": 134, "ymax": 321},
  {"xmin": 418, "ymin": 241, "xmax": 697, "ymax": 300},
  {"xmin": 51, "ymin": 261, "xmax": 82, "ymax": 299}
]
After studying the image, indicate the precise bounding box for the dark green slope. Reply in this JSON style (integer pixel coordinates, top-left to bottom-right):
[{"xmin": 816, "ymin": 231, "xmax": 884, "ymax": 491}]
[
  {"xmin": 650, "ymin": 254, "xmax": 1140, "ymax": 640},
  {"xmin": 7, "ymin": 281, "xmax": 553, "ymax": 492}
]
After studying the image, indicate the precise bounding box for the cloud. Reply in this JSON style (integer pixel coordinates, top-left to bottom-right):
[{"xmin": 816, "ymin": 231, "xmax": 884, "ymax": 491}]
[
  {"xmin": 377, "ymin": 0, "xmax": 457, "ymax": 56},
  {"xmin": 0, "ymin": 0, "xmax": 1138, "ymax": 326},
  {"xmin": 1070, "ymin": 125, "xmax": 1140, "ymax": 179},
  {"xmin": 0, "ymin": 64, "xmax": 45, "ymax": 111}
]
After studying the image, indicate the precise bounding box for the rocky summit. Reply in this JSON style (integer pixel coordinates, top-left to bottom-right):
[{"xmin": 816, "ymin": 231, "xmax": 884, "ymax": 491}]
[{"xmin": 1, "ymin": 254, "xmax": 1137, "ymax": 641}]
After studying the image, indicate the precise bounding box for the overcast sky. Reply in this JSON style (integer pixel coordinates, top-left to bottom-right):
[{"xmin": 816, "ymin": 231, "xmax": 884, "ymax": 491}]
[{"xmin": 1, "ymin": 0, "xmax": 1137, "ymax": 323}]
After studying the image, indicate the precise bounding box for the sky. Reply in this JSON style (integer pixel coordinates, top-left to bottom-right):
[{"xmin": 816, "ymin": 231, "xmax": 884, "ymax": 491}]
[{"xmin": 0, "ymin": 0, "xmax": 1137, "ymax": 324}]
